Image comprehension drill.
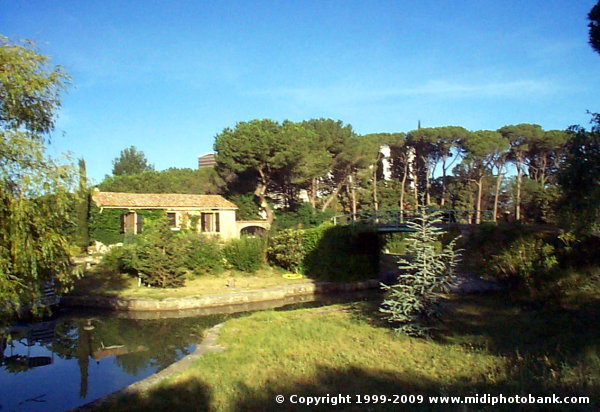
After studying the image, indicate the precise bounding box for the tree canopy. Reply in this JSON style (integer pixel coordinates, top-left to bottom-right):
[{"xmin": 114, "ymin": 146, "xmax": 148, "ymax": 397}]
[
  {"xmin": 558, "ymin": 114, "xmax": 600, "ymax": 232},
  {"xmin": 461, "ymin": 130, "xmax": 509, "ymax": 223},
  {"xmin": 0, "ymin": 36, "xmax": 75, "ymax": 314},
  {"xmin": 111, "ymin": 145, "xmax": 154, "ymax": 176},
  {"xmin": 99, "ymin": 167, "xmax": 224, "ymax": 194},
  {"xmin": 589, "ymin": 1, "xmax": 600, "ymax": 55},
  {"xmin": 214, "ymin": 119, "xmax": 311, "ymax": 222}
]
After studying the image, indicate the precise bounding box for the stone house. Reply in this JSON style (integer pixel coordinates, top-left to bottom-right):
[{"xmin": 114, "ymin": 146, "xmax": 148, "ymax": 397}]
[{"xmin": 92, "ymin": 191, "xmax": 269, "ymax": 241}]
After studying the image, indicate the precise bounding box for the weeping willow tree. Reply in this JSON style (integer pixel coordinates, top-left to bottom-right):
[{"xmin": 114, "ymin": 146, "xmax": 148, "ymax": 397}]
[
  {"xmin": 0, "ymin": 36, "xmax": 76, "ymax": 315},
  {"xmin": 380, "ymin": 208, "xmax": 461, "ymax": 337}
]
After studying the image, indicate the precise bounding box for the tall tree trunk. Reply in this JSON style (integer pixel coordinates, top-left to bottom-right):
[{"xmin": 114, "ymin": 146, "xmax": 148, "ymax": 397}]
[
  {"xmin": 515, "ymin": 159, "xmax": 522, "ymax": 221},
  {"xmin": 255, "ymin": 168, "xmax": 273, "ymax": 223},
  {"xmin": 493, "ymin": 168, "xmax": 503, "ymax": 223},
  {"xmin": 373, "ymin": 164, "xmax": 378, "ymax": 212},
  {"xmin": 413, "ymin": 172, "xmax": 418, "ymax": 208},
  {"xmin": 440, "ymin": 152, "xmax": 459, "ymax": 208},
  {"xmin": 321, "ymin": 175, "xmax": 347, "ymax": 212},
  {"xmin": 475, "ymin": 176, "xmax": 483, "ymax": 224},
  {"xmin": 540, "ymin": 153, "xmax": 547, "ymax": 189},
  {"xmin": 424, "ymin": 163, "xmax": 431, "ymax": 206},
  {"xmin": 400, "ymin": 162, "xmax": 408, "ymax": 222},
  {"xmin": 76, "ymin": 158, "xmax": 90, "ymax": 249},
  {"xmin": 254, "ymin": 182, "xmax": 273, "ymax": 223},
  {"xmin": 440, "ymin": 159, "xmax": 447, "ymax": 207},
  {"xmin": 350, "ymin": 174, "xmax": 357, "ymax": 217},
  {"xmin": 408, "ymin": 146, "xmax": 418, "ymax": 208}
]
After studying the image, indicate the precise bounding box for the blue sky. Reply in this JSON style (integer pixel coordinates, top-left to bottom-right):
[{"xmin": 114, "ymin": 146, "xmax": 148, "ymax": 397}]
[{"xmin": 3, "ymin": 0, "xmax": 599, "ymax": 183}]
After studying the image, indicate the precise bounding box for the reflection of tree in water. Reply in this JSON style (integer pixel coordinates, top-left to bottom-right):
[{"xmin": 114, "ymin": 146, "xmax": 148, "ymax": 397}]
[
  {"xmin": 2, "ymin": 312, "xmax": 228, "ymax": 401},
  {"xmin": 77, "ymin": 322, "xmax": 93, "ymax": 398},
  {"xmin": 60, "ymin": 314, "xmax": 227, "ymax": 396},
  {"xmin": 1, "ymin": 321, "xmax": 57, "ymax": 373},
  {"xmin": 106, "ymin": 315, "xmax": 226, "ymax": 374},
  {"xmin": 2, "ymin": 355, "xmax": 32, "ymax": 373},
  {"xmin": 50, "ymin": 320, "xmax": 79, "ymax": 359}
]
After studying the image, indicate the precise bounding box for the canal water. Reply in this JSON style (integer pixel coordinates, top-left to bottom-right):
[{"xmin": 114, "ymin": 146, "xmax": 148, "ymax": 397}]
[
  {"xmin": 0, "ymin": 292, "xmax": 379, "ymax": 411},
  {"xmin": 0, "ymin": 309, "xmax": 226, "ymax": 412}
]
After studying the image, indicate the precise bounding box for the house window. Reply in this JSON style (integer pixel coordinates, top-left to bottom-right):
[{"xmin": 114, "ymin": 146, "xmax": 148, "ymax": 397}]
[
  {"xmin": 136, "ymin": 214, "xmax": 143, "ymax": 233},
  {"xmin": 167, "ymin": 212, "xmax": 177, "ymax": 227},
  {"xmin": 201, "ymin": 212, "xmax": 220, "ymax": 233},
  {"xmin": 121, "ymin": 212, "xmax": 138, "ymax": 234}
]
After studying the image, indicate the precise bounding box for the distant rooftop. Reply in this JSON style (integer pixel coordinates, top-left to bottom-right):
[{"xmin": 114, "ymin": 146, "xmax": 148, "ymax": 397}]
[
  {"xmin": 92, "ymin": 191, "xmax": 237, "ymax": 209},
  {"xmin": 198, "ymin": 153, "xmax": 216, "ymax": 168}
]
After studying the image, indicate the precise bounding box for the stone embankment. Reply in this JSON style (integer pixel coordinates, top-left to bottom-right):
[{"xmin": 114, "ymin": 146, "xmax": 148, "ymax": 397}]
[{"xmin": 61, "ymin": 279, "xmax": 380, "ymax": 311}]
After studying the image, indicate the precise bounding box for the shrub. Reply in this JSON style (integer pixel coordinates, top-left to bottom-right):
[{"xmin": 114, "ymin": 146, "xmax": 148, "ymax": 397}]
[
  {"xmin": 267, "ymin": 229, "xmax": 304, "ymax": 273},
  {"xmin": 181, "ymin": 233, "xmax": 224, "ymax": 276},
  {"xmin": 98, "ymin": 244, "xmax": 137, "ymax": 275},
  {"xmin": 272, "ymin": 203, "xmax": 334, "ymax": 231},
  {"xmin": 460, "ymin": 222, "xmax": 532, "ymax": 272},
  {"xmin": 488, "ymin": 236, "xmax": 558, "ymax": 296},
  {"xmin": 228, "ymin": 193, "xmax": 262, "ymax": 221},
  {"xmin": 222, "ymin": 236, "xmax": 266, "ymax": 273},
  {"xmin": 555, "ymin": 231, "xmax": 600, "ymax": 269},
  {"xmin": 301, "ymin": 224, "xmax": 380, "ymax": 281},
  {"xmin": 131, "ymin": 217, "xmax": 186, "ymax": 288},
  {"xmin": 382, "ymin": 232, "xmax": 408, "ymax": 254}
]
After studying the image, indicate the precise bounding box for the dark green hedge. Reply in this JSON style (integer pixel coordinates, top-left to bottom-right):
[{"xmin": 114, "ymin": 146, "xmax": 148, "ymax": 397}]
[
  {"xmin": 89, "ymin": 205, "xmax": 164, "ymax": 245},
  {"xmin": 301, "ymin": 224, "xmax": 381, "ymax": 281}
]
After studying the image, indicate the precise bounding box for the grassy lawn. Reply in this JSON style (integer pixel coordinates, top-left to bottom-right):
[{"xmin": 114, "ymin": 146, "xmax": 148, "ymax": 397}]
[
  {"xmin": 97, "ymin": 284, "xmax": 600, "ymax": 411},
  {"xmin": 69, "ymin": 266, "xmax": 310, "ymax": 300}
]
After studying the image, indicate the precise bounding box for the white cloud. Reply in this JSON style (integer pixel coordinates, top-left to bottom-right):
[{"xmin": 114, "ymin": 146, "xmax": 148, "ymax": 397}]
[{"xmin": 252, "ymin": 78, "xmax": 558, "ymax": 109}]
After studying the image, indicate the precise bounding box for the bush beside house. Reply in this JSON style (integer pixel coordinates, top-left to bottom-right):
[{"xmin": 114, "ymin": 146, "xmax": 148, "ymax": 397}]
[{"xmin": 268, "ymin": 223, "xmax": 381, "ymax": 281}]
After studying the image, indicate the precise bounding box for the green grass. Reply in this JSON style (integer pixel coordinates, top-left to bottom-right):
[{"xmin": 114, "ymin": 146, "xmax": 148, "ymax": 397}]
[
  {"xmin": 98, "ymin": 279, "xmax": 600, "ymax": 412},
  {"xmin": 68, "ymin": 266, "xmax": 309, "ymax": 300}
]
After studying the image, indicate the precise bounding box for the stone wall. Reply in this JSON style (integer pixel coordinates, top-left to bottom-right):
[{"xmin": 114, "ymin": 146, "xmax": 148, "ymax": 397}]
[{"xmin": 61, "ymin": 279, "xmax": 380, "ymax": 312}]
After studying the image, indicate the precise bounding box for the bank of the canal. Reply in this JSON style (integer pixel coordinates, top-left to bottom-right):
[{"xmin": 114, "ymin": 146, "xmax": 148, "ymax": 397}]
[
  {"xmin": 70, "ymin": 322, "xmax": 227, "ymax": 412},
  {"xmin": 61, "ymin": 279, "xmax": 380, "ymax": 311},
  {"xmin": 1, "ymin": 280, "xmax": 383, "ymax": 411}
]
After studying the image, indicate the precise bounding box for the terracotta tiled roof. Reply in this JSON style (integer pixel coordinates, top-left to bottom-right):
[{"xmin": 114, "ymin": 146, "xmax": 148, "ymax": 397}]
[{"xmin": 92, "ymin": 191, "xmax": 238, "ymax": 209}]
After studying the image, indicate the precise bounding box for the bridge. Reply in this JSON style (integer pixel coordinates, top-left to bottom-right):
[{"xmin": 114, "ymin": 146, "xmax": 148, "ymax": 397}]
[{"xmin": 332, "ymin": 209, "xmax": 494, "ymax": 232}]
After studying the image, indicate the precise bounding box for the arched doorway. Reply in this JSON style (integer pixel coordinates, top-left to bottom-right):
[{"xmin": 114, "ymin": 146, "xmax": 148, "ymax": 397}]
[{"xmin": 240, "ymin": 226, "xmax": 267, "ymax": 236}]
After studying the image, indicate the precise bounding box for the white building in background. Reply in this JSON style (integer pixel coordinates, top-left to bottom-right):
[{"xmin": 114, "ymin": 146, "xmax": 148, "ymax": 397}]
[
  {"xmin": 378, "ymin": 143, "xmax": 417, "ymax": 191},
  {"xmin": 407, "ymin": 145, "xmax": 417, "ymax": 190},
  {"xmin": 380, "ymin": 144, "xmax": 392, "ymax": 181}
]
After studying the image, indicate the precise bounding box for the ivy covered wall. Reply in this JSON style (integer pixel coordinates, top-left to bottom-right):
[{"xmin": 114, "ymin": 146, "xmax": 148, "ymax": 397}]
[{"xmin": 89, "ymin": 205, "xmax": 164, "ymax": 244}]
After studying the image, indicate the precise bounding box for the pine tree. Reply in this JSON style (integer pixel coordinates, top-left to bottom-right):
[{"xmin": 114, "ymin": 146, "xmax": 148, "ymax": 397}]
[
  {"xmin": 380, "ymin": 208, "xmax": 461, "ymax": 337},
  {"xmin": 75, "ymin": 158, "xmax": 90, "ymax": 249}
]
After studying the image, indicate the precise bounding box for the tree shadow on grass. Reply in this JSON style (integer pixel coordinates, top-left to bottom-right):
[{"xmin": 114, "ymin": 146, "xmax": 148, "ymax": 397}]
[
  {"xmin": 98, "ymin": 361, "xmax": 598, "ymax": 412},
  {"xmin": 434, "ymin": 292, "xmax": 600, "ymax": 360},
  {"xmin": 96, "ymin": 378, "xmax": 212, "ymax": 412},
  {"xmin": 68, "ymin": 269, "xmax": 133, "ymax": 297},
  {"xmin": 348, "ymin": 287, "xmax": 600, "ymax": 371},
  {"xmin": 233, "ymin": 364, "xmax": 599, "ymax": 412},
  {"xmin": 432, "ymin": 292, "xmax": 600, "ymax": 407},
  {"xmin": 338, "ymin": 291, "xmax": 599, "ymax": 410}
]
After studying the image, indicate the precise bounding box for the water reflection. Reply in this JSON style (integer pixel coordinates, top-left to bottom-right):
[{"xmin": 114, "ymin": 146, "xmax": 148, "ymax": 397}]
[
  {"xmin": 0, "ymin": 312, "xmax": 226, "ymax": 411},
  {"xmin": 0, "ymin": 290, "xmax": 380, "ymax": 411}
]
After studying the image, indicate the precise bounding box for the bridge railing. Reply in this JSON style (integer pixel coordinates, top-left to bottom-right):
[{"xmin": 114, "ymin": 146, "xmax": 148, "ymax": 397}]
[{"xmin": 332, "ymin": 209, "xmax": 494, "ymax": 227}]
